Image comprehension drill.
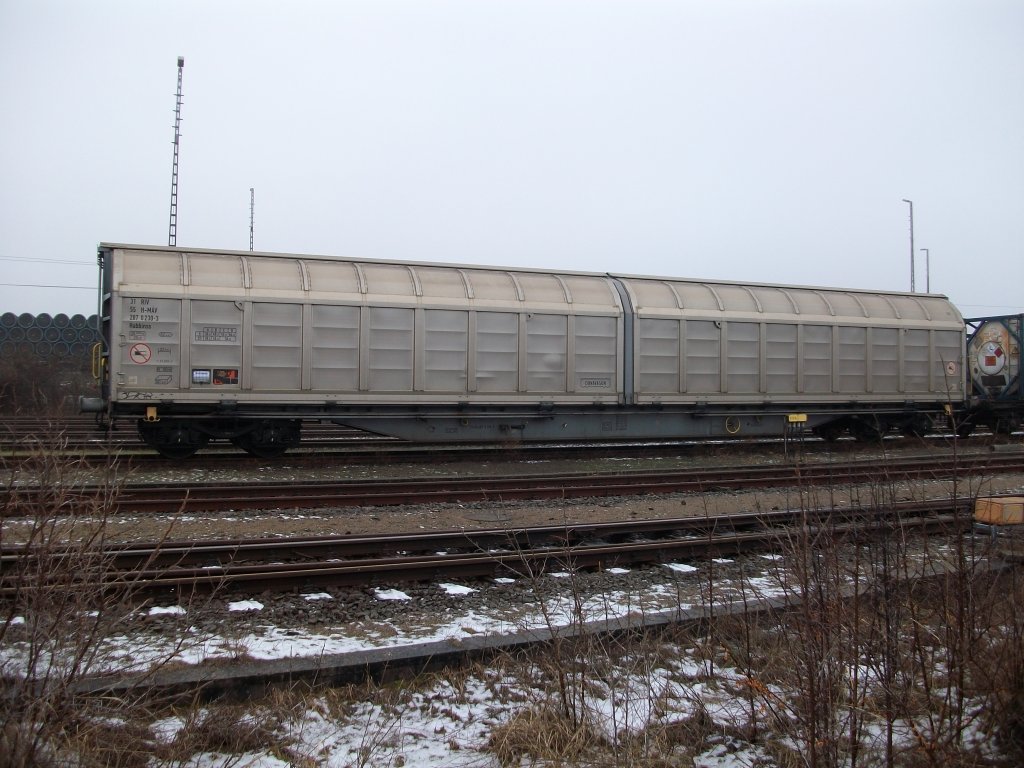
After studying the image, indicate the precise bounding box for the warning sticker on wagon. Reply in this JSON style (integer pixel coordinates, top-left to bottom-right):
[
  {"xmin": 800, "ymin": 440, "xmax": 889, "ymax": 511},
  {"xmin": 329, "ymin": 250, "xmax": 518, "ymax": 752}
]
[{"xmin": 128, "ymin": 343, "xmax": 152, "ymax": 364}]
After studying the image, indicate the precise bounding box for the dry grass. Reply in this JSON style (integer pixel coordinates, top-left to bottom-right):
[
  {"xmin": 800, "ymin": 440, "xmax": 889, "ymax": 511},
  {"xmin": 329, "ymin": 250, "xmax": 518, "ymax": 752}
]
[
  {"xmin": 488, "ymin": 702, "xmax": 607, "ymax": 766},
  {"xmin": 150, "ymin": 703, "xmax": 285, "ymax": 761}
]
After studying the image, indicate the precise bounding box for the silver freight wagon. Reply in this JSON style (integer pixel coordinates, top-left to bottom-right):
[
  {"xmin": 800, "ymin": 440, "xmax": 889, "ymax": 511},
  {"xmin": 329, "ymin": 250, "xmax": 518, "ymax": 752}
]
[{"xmin": 81, "ymin": 244, "xmax": 967, "ymax": 457}]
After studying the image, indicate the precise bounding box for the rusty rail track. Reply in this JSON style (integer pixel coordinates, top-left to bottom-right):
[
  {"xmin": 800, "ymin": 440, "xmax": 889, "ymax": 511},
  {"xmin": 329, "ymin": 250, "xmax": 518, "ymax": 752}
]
[
  {"xmin": 0, "ymin": 417, "xmax": 397, "ymax": 454},
  {"xmin": 4, "ymin": 451, "xmax": 1021, "ymax": 516},
  {"xmin": 1, "ymin": 497, "xmax": 981, "ymax": 597},
  {"xmin": 0, "ymin": 415, "xmax": 835, "ymax": 470},
  {"xmin": 2, "ymin": 416, "xmax": 1014, "ymax": 470}
]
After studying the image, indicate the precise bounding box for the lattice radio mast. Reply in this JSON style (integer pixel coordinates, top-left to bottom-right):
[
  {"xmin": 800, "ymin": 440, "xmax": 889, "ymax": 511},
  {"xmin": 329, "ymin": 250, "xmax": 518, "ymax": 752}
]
[
  {"xmin": 168, "ymin": 56, "xmax": 185, "ymax": 247},
  {"xmin": 249, "ymin": 188, "xmax": 255, "ymax": 251}
]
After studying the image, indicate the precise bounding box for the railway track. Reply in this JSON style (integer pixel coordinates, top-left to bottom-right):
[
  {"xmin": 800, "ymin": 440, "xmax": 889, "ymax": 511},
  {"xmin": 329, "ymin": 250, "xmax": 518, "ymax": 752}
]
[
  {"xmin": 2, "ymin": 416, "xmax": 1016, "ymax": 470},
  {"xmin": 0, "ymin": 497, "xmax": 980, "ymax": 597},
  {"xmin": 0, "ymin": 417, "xmax": 398, "ymax": 454},
  {"xmin": 4, "ymin": 450, "xmax": 1019, "ymax": 518},
  {"xmin": 0, "ymin": 415, "xmax": 847, "ymax": 469},
  {"xmin": 4, "ymin": 450, "xmax": 1023, "ymax": 515}
]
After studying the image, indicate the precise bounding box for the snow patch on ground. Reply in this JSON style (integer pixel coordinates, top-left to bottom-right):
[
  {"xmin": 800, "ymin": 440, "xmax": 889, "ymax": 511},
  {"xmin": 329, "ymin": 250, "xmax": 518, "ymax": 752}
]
[
  {"xmin": 148, "ymin": 605, "xmax": 187, "ymax": 617},
  {"xmin": 373, "ymin": 588, "xmax": 411, "ymax": 601},
  {"xmin": 227, "ymin": 600, "xmax": 264, "ymax": 613}
]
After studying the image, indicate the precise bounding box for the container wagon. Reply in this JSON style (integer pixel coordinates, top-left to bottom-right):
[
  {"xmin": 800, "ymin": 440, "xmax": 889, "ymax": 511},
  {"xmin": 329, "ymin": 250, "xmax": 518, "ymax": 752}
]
[{"xmin": 960, "ymin": 313, "xmax": 1023, "ymax": 436}]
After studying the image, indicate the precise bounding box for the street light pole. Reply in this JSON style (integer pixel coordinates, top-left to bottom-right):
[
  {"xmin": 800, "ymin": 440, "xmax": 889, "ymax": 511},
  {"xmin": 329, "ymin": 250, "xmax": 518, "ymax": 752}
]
[
  {"xmin": 920, "ymin": 248, "xmax": 930, "ymax": 292},
  {"xmin": 902, "ymin": 199, "xmax": 915, "ymax": 292}
]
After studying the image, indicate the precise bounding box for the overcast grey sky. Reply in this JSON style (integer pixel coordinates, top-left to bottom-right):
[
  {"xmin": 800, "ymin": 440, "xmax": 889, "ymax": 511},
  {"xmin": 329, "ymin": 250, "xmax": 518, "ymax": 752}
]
[{"xmin": 1, "ymin": 0, "xmax": 1021, "ymax": 318}]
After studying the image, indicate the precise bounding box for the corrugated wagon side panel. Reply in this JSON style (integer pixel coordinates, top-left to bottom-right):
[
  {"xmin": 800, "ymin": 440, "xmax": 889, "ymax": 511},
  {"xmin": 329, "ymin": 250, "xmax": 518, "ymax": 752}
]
[
  {"xmin": 765, "ymin": 323, "xmax": 797, "ymax": 393},
  {"xmin": 725, "ymin": 322, "xmax": 760, "ymax": 393},
  {"xmin": 189, "ymin": 301, "xmax": 242, "ymax": 387},
  {"xmin": 636, "ymin": 318, "xmax": 680, "ymax": 394},
  {"xmin": 525, "ymin": 314, "xmax": 568, "ymax": 393},
  {"xmin": 837, "ymin": 326, "xmax": 868, "ymax": 394},
  {"xmin": 311, "ymin": 304, "xmax": 360, "ymax": 391},
  {"xmin": 935, "ymin": 330, "xmax": 965, "ymax": 395},
  {"xmin": 368, "ymin": 307, "xmax": 414, "ymax": 391},
  {"xmin": 684, "ymin": 320, "xmax": 722, "ymax": 394},
  {"xmin": 475, "ymin": 312, "xmax": 519, "ymax": 393},
  {"xmin": 801, "ymin": 325, "xmax": 833, "ymax": 394},
  {"xmin": 904, "ymin": 329, "xmax": 930, "ymax": 392},
  {"xmin": 870, "ymin": 328, "xmax": 900, "ymax": 393},
  {"xmin": 116, "ymin": 296, "xmax": 182, "ymax": 389},
  {"xmin": 423, "ymin": 310, "xmax": 469, "ymax": 392},
  {"xmin": 573, "ymin": 315, "xmax": 618, "ymax": 393},
  {"xmin": 251, "ymin": 303, "xmax": 302, "ymax": 390}
]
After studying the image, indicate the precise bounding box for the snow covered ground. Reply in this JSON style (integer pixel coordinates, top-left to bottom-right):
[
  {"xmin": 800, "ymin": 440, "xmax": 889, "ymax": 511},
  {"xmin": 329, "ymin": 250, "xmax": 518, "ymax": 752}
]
[
  {"xmin": 2, "ymin": 543, "xmax": 1011, "ymax": 766},
  {"xmin": 136, "ymin": 556, "xmax": 796, "ymax": 767}
]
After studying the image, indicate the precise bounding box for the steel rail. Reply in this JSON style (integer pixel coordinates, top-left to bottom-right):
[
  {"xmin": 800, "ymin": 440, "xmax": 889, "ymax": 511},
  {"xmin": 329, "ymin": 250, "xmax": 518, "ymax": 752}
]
[
  {"xmin": 0, "ymin": 497, "xmax": 960, "ymax": 568},
  {"xmin": 0, "ymin": 497, "xmax": 984, "ymax": 597},
  {"xmin": 0, "ymin": 418, "xmax": 395, "ymax": 453},
  {"xmin": 2, "ymin": 450, "xmax": 1016, "ymax": 515},
  {"xmin": 2, "ymin": 416, "xmax": 1013, "ymax": 467}
]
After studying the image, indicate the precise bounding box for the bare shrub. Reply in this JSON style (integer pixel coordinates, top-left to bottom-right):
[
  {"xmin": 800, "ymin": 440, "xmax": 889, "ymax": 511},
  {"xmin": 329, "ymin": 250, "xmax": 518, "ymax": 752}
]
[
  {"xmin": 0, "ymin": 432, "xmax": 201, "ymax": 766},
  {"xmin": 487, "ymin": 468, "xmax": 1024, "ymax": 767},
  {"xmin": 0, "ymin": 347, "xmax": 91, "ymax": 417},
  {"xmin": 967, "ymin": 565, "xmax": 1024, "ymax": 761},
  {"xmin": 715, "ymin": 464, "xmax": 1024, "ymax": 767}
]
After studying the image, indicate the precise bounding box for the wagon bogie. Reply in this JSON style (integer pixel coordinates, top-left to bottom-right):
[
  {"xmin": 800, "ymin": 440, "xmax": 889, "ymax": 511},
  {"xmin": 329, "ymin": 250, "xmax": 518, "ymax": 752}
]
[{"xmin": 137, "ymin": 419, "xmax": 210, "ymax": 459}]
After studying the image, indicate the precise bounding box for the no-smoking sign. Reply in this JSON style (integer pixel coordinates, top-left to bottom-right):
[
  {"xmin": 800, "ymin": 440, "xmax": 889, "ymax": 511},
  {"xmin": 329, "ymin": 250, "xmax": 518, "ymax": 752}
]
[{"xmin": 129, "ymin": 343, "xmax": 152, "ymax": 364}]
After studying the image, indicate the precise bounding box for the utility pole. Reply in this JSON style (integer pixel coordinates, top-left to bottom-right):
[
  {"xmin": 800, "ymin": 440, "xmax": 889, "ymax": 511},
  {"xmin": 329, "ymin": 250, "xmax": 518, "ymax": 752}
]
[
  {"xmin": 920, "ymin": 248, "xmax": 930, "ymax": 292},
  {"xmin": 168, "ymin": 57, "xmax": 185, "ymax": 247},
  {"xmin": 249, "ymin": 188, "xmax": 255, "ymax": 251},
  {"xmin": 901, "ymin": 199, "xmax": 915, "ymax": 292}
]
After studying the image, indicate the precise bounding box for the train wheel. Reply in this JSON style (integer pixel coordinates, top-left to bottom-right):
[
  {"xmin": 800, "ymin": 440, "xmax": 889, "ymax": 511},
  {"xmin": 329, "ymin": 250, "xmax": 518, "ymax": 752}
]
[
  {"xmin": 138, "ymin": 420, "xmax": 210, "ymax": 459},
  {"xmin": 901, "ymin": 414, "xmax": 932, "ymax": 438},
  {"xmin": 852, "ymin": 417, "xmax": 885, "ymax": 443},
  {"xmin": 948, "ymin": 415, "xmax": 976, "ymax": 439},
  {"xmin": 814, "ymin": 422, "xmax": 845, "ymax": 442},
  {"xmin": 231, "ymin": 420, "xmax": 301, "ymax": 458},
  {"xmin": 994, "ymin": 417, "xmax": 1020, "ymax": 436}
]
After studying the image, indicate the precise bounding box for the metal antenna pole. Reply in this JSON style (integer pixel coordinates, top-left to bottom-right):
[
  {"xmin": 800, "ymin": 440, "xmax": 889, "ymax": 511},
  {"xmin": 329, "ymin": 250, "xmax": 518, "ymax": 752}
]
[
  {"xmin": 249, "ymin": 188, "xmax": 255, "ymax": 251},
  {"xmin": 168, "ymin": 57, "xmax": 185, "ymax": 247},
  {"xmin": 901, "ymin": 199, "xmax": 915, "ymax": 292}
]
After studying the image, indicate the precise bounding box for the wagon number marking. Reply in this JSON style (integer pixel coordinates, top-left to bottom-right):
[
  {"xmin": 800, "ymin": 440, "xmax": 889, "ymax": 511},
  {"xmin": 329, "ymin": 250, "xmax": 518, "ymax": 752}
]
[{"xmin": 129, "ymin": 343, "xmax": 152, "ymax": 364}]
